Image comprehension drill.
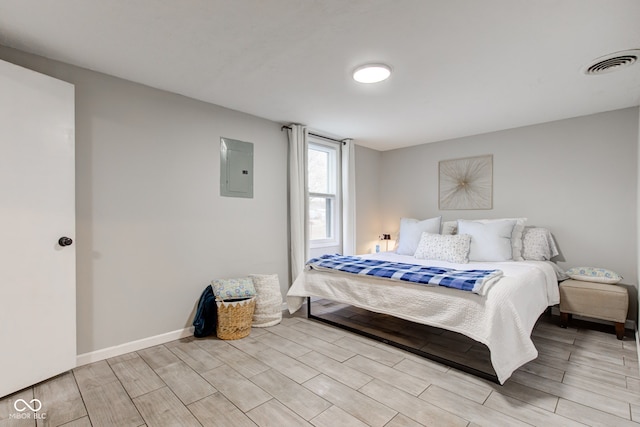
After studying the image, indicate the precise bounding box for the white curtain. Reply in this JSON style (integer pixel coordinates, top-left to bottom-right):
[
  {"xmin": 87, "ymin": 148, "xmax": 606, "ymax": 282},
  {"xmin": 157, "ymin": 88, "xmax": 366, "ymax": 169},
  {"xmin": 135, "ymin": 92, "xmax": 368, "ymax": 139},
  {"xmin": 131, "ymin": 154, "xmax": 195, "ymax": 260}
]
[
  {"xmin": 341, "ymin": 139, "xmax": 357, "ymax": 255},
  {"xmin": 287, "ymin": 124, "xmax": 309, "ymax": 282}
]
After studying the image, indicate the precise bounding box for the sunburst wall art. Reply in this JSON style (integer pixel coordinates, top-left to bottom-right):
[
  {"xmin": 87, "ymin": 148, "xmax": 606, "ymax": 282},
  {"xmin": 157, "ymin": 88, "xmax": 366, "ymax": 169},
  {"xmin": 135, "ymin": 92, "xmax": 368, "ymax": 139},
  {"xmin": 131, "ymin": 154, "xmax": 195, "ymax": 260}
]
[{"xmin": 439, "ymin": 155, "xmax": 493, "ymax": 210}]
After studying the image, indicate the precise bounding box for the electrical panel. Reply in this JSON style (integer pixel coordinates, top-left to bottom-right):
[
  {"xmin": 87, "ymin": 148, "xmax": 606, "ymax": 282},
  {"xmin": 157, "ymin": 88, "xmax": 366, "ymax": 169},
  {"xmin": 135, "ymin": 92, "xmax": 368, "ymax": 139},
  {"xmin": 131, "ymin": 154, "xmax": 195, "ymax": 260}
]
[{"xmin": 220, "ymin": 137, "xmax": 253, "ymax": 198}]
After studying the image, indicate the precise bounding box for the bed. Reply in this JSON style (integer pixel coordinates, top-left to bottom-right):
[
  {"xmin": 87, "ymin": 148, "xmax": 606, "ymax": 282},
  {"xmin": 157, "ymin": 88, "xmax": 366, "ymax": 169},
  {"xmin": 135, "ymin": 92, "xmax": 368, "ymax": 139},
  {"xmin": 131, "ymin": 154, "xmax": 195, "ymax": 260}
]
[{"xmin": 286, "ymin": 218, "xmax": 562, "ymax": 384}]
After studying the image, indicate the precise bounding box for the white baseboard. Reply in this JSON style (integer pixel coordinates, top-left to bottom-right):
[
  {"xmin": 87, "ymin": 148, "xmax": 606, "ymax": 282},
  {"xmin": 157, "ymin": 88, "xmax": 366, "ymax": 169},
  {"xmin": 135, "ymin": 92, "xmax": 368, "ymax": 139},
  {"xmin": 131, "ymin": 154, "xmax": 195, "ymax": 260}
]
[
  {"xmin": 77, "ymin": 304, "xmax": 292, "ymax": 367},
  {"xmin": 76, "ymin": 326, "xmax": 194, "ymax": 367}
]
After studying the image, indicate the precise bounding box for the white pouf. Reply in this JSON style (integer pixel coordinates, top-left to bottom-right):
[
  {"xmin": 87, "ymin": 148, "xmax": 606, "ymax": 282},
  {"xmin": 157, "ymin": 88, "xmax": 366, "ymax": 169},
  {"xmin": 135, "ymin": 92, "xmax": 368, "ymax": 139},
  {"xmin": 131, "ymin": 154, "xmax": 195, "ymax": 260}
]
[{"xmin": 250, "ymin": 274, "xmax": 283, "ymax": 327}]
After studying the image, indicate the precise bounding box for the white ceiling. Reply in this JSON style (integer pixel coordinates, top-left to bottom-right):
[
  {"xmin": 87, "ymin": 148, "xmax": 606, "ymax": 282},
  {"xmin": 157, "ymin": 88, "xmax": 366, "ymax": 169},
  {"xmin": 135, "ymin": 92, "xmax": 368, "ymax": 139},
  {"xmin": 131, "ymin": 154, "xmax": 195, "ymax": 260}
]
[{"xmin": 1, "ymin": 0, "xmax": 639, "ymax": 151}]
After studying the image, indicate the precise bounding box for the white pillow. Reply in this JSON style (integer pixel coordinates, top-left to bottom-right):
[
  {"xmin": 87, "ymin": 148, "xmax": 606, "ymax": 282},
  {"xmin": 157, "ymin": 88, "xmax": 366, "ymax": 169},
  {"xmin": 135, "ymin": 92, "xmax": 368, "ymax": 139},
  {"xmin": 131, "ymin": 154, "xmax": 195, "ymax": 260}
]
[
  {"xmin": 457, "ymin": 219, "xmax": 516, "ymax": 262},
  {"xmin": 414, "ymin": 232, "xmax": 471, "ymax": 264},
  {"xmin": 566, "ymin": 267, "xmax": 622, "ymax": 284},
  {"xmin": 472, "ymin": 218, "xmax": 527, "ymax": 261},
  {"xmin": 521, "ymin": 227, "xmax": 559, "ymax": 261},
  {"xmin": 396, "ymin": 216, "xmax": 442, "ymax": 255}
]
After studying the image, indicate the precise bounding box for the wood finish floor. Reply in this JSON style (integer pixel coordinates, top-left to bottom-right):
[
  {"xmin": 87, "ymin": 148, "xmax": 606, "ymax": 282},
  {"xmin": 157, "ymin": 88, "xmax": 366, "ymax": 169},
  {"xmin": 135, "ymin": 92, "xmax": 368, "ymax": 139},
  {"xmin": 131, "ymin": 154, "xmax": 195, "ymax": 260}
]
[
  {"xmin": 309, "ymin": 299, "xmax": 498, "ymax": 379},
  {"xmin": 1, "ymin": 310, "xmax": 639, "ymax": 427}
]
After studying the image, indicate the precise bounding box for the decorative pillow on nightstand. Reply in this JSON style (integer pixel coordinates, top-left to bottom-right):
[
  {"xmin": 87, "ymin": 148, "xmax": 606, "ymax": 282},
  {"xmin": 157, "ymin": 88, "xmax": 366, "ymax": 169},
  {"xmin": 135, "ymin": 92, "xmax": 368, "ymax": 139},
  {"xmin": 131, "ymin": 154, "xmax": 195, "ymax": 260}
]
[{"xmin": 565, "ymin": 267, "xmax": 622, "ymax": 284}]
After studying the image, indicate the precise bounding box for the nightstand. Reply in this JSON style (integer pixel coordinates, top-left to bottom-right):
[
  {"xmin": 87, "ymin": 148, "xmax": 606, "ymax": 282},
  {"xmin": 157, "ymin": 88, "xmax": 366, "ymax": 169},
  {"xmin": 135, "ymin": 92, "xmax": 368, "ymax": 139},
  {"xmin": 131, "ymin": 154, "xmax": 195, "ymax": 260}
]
[{"xmin": 559, "ymin": 279, "xmax": 628, "ymax": 340}]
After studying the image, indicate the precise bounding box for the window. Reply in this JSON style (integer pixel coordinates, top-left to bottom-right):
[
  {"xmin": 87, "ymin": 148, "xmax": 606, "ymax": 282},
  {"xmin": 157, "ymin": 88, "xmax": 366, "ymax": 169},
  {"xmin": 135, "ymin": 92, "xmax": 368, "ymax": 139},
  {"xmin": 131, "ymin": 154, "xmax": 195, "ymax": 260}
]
[{"xmin": 307, "ymin": 139, "xmax": 340, "ymax": 248}]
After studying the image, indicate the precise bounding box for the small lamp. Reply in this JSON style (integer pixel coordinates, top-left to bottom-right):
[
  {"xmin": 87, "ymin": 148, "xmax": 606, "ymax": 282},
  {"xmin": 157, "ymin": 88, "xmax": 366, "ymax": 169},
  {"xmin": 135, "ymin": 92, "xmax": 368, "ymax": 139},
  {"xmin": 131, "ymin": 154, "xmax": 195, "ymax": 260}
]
[{"xmin": 380, "ymin": 233, "xmax": 392, "ymax": 252}]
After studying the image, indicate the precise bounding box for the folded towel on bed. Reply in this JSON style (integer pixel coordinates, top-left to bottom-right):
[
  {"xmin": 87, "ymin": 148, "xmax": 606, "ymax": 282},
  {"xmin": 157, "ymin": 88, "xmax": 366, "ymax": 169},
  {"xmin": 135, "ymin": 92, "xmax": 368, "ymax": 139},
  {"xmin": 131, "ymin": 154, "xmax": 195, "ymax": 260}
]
[{"xmin": 307, "ymin": 254, "xmax": 503, "ymax": 294}]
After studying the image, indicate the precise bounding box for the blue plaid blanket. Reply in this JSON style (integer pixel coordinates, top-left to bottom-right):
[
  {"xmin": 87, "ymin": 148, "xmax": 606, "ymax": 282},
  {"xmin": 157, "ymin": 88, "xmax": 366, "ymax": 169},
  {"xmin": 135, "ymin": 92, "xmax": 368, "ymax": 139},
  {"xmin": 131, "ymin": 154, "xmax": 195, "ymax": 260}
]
[{"xmin": 307, "ymin": 254, "xmax": 503, "ymax": 293}]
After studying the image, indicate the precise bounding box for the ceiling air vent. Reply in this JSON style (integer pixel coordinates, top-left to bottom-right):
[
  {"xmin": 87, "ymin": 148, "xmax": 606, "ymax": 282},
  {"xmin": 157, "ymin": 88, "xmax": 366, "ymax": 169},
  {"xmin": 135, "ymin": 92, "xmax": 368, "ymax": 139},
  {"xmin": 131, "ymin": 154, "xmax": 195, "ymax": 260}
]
[{"xmin": 584, "ymin": 49, "xmax": 639, "ymax": 75}]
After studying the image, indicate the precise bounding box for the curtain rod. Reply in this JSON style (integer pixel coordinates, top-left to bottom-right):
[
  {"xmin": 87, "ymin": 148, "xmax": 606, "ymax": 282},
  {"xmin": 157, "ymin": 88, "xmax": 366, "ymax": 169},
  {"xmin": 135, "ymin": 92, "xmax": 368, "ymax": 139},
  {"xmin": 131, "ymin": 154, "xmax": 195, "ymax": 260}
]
[{"xmin": 280, "ymin": 125, "xmax": 349, "ymax": 144}]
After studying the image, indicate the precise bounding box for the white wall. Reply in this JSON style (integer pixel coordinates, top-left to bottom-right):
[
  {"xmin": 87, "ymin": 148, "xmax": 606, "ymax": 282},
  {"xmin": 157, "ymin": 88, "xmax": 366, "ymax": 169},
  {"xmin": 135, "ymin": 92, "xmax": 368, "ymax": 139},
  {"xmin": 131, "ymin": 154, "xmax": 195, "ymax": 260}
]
[
  {"xmin": 0, "ymin": 46, "xmax": 289, "ymax": 354},
  {"xmin": 358, "ymin": 108, "xmax": 638, "ymax": 318}
]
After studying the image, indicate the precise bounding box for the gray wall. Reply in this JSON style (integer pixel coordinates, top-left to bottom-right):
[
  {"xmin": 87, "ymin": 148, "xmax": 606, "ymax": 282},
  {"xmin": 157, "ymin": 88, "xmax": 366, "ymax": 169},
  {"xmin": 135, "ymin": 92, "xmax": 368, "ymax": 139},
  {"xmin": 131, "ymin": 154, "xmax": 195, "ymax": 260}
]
[
  {"xmin": 0, "ymin": 46, "xmax": 289, "ymax": 354},
  {"xmin": 355, "ymin": 145, "xmax": 382, "ymax": 255},
  {"xmin": 358, "ymin": 108, "xmax": 639, "ymax": 318},
  {"xmin": 3, "ymin": 42, "xmax": 638, "ymax": 352}
]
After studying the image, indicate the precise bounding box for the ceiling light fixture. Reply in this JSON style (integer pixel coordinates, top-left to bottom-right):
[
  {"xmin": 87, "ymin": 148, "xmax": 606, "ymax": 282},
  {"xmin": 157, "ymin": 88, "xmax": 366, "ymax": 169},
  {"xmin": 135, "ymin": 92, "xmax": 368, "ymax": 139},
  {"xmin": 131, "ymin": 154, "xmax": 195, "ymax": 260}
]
[{"xmin": 353, "ymin": 64, "xmax": 391, "ymax": 83}]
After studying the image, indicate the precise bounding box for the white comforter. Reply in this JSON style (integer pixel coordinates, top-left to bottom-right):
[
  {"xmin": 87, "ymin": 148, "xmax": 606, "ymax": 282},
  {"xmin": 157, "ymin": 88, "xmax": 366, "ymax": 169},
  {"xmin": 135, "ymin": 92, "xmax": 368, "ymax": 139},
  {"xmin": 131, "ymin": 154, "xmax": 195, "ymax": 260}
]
[{"xmin": 286, "ymin": 252, "xmax": 560, "ymax": 384}]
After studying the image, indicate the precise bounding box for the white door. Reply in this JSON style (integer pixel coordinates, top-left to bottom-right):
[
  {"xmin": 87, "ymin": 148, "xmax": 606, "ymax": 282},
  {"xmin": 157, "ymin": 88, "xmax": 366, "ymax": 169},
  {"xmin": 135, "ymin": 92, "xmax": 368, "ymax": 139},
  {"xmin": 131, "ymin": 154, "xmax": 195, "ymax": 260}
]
[{"xmin": 0, "ymin": 59, "xmax": 76, "ymax": 398}]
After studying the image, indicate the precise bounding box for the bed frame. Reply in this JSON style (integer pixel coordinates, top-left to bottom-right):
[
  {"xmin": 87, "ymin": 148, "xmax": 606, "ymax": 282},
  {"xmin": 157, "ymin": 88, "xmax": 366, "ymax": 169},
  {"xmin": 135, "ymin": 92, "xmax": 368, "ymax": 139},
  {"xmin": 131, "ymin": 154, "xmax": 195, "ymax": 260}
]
[{"xmin": 305, "ymin": 296, "xmax": 501, "ymax": 384}]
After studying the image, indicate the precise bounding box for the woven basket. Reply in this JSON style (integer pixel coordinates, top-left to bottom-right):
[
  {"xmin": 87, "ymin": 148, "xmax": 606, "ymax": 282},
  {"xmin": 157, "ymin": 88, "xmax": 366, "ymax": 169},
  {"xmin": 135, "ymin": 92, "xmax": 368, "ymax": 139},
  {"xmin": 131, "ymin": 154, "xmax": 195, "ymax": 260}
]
[{"xmin": 216, "ymin": 297, "xmax": 256, "ymax": 340}]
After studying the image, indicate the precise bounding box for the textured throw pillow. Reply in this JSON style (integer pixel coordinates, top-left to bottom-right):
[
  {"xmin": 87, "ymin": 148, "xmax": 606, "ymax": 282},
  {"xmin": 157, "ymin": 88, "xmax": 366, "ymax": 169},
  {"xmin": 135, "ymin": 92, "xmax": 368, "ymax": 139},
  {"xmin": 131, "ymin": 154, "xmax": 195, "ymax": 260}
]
[
  {"xmin": 249, "ymin": 274, "xmax": 283, "ymax": 327},
  {"xmin": 566, "ymin": 267, "xmax": 622, "ymax": 284},
  {"xmin": 521, "ymin": 227, "xmax": 560, "ymax": 261},
  {"xmin": 396, "ymin": 216, "xmax": 442, "ymax": 255},
  {"xmin": 458, "ymin": 219, "xmax": 516, "ymax": 262},
  {"xmin": 440, "ymin": 221, "xmax": 458, "ymax": 235},
  {"xmin": 414, "ymin": 232, "xmax": 471, "ymax": 264},
  {"xmin": 211, "ymin": 277, "xmax": 256, "ymax": 300},
  {"xmin": 472, "ymin": 218, "xmax": 527, "ymax": 261}
]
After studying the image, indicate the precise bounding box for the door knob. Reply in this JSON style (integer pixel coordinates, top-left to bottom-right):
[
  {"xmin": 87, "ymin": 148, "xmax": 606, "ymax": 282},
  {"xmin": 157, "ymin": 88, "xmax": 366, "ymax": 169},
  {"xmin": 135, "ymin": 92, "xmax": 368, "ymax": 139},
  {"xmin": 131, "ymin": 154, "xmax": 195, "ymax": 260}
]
[{"xmin": 58, "ymin": 237, "xmax": 73, "ymax": 247}]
